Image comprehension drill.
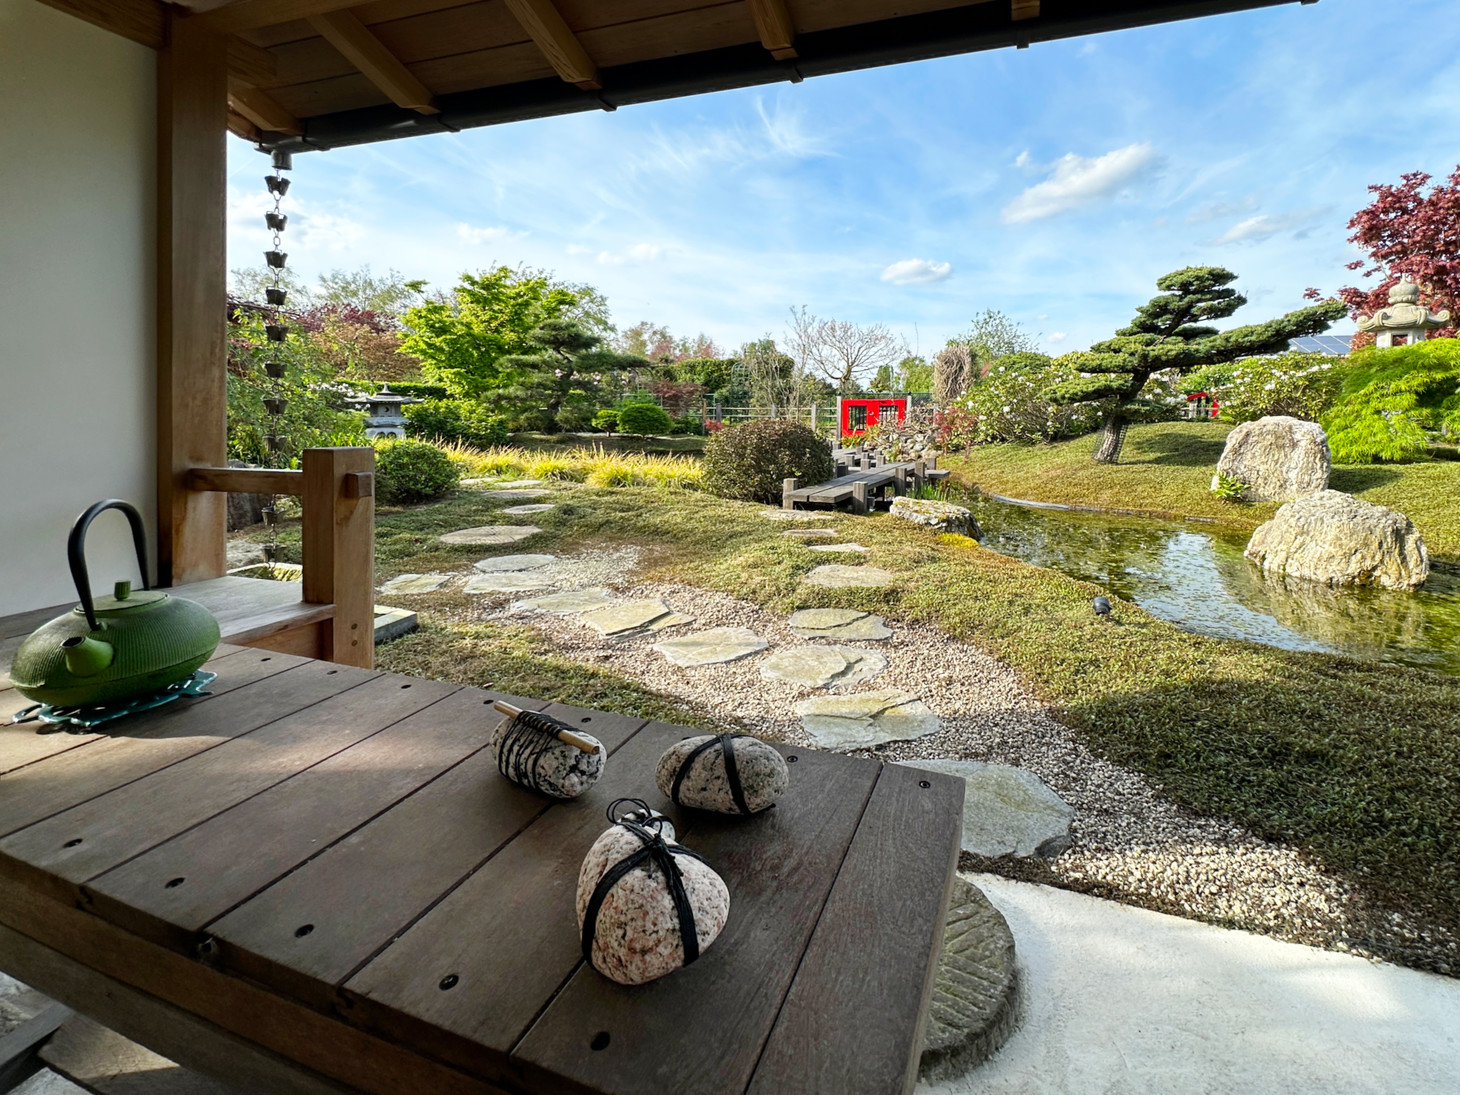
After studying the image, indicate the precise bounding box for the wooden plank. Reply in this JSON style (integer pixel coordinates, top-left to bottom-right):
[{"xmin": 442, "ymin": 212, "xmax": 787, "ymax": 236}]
[
  {"xmin": 187, "ymin": 466, "xmax": 305, "ymax": 496},
  {"xmin": 206, "ymin": 703, "xmax": 647, "ymax": 1010},
  {"xmin": 510, "ymin": 742, "xmax": 881, "ymax": 1095},
  {"xmin": 1012, "ymin": 0, "xmax": 1040, "ymax": 19},
  {"xmin": 199, "ymin": 0, "xmax": 374, "ymax": 35},
  {"xmin": 0, "ymin": 1002, "xmax": 71, "ymax": 1091},
  {"xmin": 301, "ymin": 449, "xmax": 376, "ymax": 669},
  {"xmin": 173, "ymin": 577, "xmax": 336, "ymax": 646},
  {"xmin": 243, "ymin": 0, "xmax": 493, "ymax": 50},
  {"xmin": 0, "ymin": 657, "xmax": 371, "ymax": 841},
  {"xmin": 502, "ymin": 0, "xmax": 600, "ymax": 88},
  {"xmin": 0, "ymin": 895, "xmax": 508, "ymax": 1095},
  {"xmin": 86, "ymin": 685, "xmax": 507, "ymax": 949},
  {"xmin": 0, "ymin": 674, "xmax": 459, "ymax": 889},
  {"xmin": 746, "ymin": 0, "xmax": 796, "ymax": 59},
  {"xmin": 309, "ymin": 9, "xmax": 441, "ymax": 112},
  {"xmin": 229, "ymin": 83, "xmax": 305, "ymax": 135},
  {"xmin": 157, "ymin": 12, "xmax": 228, "ymax": 588},
  {"xmin": 746, "ymin": 764, "xmax": 964, "ymax": 1095},
  {"xmin": 0, "ymin": 604, "xmax": 74, "ymax": 641},
  {"xmin": 245, "ymin": 621, "xmax": 327, "ymax": 659}
]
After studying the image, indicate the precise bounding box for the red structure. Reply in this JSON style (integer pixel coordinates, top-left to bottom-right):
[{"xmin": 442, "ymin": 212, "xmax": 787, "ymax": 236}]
[
  {"xmin": 839, "ymin": 396, "xmax": 908, "ymax": 436},
  {"xmin": 1185, "ymin": 392, "xmax": 1220, "ymax": 419}
]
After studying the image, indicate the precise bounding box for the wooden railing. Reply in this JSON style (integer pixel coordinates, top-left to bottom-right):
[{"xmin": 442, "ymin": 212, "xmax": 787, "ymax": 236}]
[{"xmin": 185, "ymin": 448, "xmax": 375, "ymax": 668}]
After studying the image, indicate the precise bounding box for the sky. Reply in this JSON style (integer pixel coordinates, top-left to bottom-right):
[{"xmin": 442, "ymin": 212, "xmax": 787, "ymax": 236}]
[{"xmin": 225, "ymin": 0, "xmax": 1460, "ymax": 360}]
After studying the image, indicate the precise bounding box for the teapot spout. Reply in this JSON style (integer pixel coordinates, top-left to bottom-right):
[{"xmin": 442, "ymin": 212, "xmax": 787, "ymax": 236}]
[{"xmin": 61, "ymin": 635, "xmax": 114, "ymax": 677}]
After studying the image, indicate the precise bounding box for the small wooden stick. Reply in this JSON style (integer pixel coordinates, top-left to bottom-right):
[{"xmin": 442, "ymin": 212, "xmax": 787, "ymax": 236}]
[{"xmin": 493, "ymin": 701, "xmax": 600, "ymax": 754}]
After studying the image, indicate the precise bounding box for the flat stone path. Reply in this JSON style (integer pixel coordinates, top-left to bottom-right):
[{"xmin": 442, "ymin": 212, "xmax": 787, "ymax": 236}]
[
  {"xmin": 781, "ymin": 528, "xmax": 839, "ymax": 539},
  {"xmin": 377, "ymin": 573, "xmax": 451, "ymax": 595},
  {"xmin": 900, "ymin": 760, "xmax": 1075, "ymax": 859},
  {"xmin": 652, "ymin": 627, "xmax": 769, "ymax": 667},
  {"xmin": 808, "ymin": 543, "xmax": 869, "ymax": 553},
  {"xmin": 511, "ymin": 588, "xmax": 616, "ymax": 614},
  {"xmin": 440, "ymin": 525, "xmax": 541, "ymax": 545},
  {"xmin": 760, "ymin": 510, "xmax": 834, "ymax": 522},
  {"xmin": 759, "ymin": 646, "xmax": 886, "ymax": 688},
  {"xmin": 501, "ymin": 503, "xmax": 556, "ymax": 514},
  {"xmin": 787, "ymin": 608, "xmax": 894, "ymax": 641},
  {"xmin": 579, "ymin": 598, "xmax": 673, "ymax": 635},
  {"xmin": 803, "ymin": 564, "xmax": 894, "ymax": 588},
  {"xmin": 795, "ymin": 688, "xmax": 941, "ymax": 749},
  {"xmin": 474, "ymin": 554, "xmax": 555, "ymax": 573},
  {"xmin": 482, "ymin": 489, "xmax": 550, "ymax": 499},
  {"xmin": 464, "ymin": 572, "xmax": 553, "ymax": 594}
]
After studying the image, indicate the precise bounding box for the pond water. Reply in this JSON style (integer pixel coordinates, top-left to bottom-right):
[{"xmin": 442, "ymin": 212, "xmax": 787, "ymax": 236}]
[{"xmin": 958, "ymin": 491, "xmax": 1460, "ymax": 676}]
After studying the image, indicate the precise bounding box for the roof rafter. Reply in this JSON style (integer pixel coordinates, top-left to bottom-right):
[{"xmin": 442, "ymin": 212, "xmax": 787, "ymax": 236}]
[
  {"xmin": 228, "ymin": 82, "xmax": 304, "ymax": 136},
  {"xmin": 197, "ymin": 0, "xmax": 363, "ymax": 35},
  {"xmin": 308, "ymin": 9, "xmax": 440, "ymax": 114},
  {"xmin": 1012, "ymin": 1, "xmax": 1041, "ymax": 18},
  {"xmin": 747, "ymin": 0, "xmax": 798, "ymax": 60},
  {"xmin": 501, "ymin": 0, "xmax": 601, "ymax": 91}
]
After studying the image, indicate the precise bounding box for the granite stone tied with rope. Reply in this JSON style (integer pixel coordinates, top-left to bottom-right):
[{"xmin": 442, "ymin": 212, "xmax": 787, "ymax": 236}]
[
  {"xmin": 577, "ymin": 799, "xmax": 730, "ymax": 986},
  {"xmin": 489, "ymin": 702, "xmax": 603, "ymax": 799},
  {"xmin": 656, "ymin": 734, "xmax": 789, "ymax": 815}
]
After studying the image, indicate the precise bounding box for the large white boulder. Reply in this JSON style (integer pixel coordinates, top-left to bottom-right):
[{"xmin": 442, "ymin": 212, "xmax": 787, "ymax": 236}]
[
  {"xmin": 1244, "ymin": 489, "xmax": 1429, "ymax": 591},
  {"xmin": 1216, "ymin": 416, "xmax": 1330, "ymax": 502},
  {"xmin": 889, "ymin": 496, "xmax": 981, "ymax": 538}
]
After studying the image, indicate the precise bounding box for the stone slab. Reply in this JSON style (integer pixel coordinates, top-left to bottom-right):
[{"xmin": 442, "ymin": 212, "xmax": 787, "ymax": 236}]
[
  {"xmin": 781, "ymin": 528, "xmax": 839, "ymax": 539},
  {"xmin": 377, "ymin": 573, "xmax": 451, "ymax": 595},
  {"xmin": 651, "ymin": 627, "xmax": 769, "ymax": 667},
  {"xmin": 802, "ymin": 564, "xmax": 894, "ymax": 588},
  {"xmin": 510, "ymin": 588, "xmax": 616, "ymax": 614},
  {"xmin": 795, "ymin": 688, "xmax": 941, "ymax": 750},
  {"xmin": 761, "ymin": 510, "xmax": 835, "ymax": 521},
  {"xmin": 463, "ymin": 573, "xmax": 554, "ymax": 594},
  {"xmin": 787, "ymin": 608, "xmax": 894, "ymax": 642},
  {"xmin": 439, "ymin": 525, "xmax": 541, "ymax": 545},
  {"xmin": 473, "ymin": 553, "xmax": 556, "ymax": 573},
  {"xmin": 40, "ymin": 1013, "xmax": 233, "ymax": 1095},
  {"xmin": 899, "ymin": 759, "xmax": 1075, "ymax": 858},
  {"xmin": 373, "ymin": 606, "xmax": 419, "ymax": 644},
  {"xmin": 808, "ymin": 543, "xmax": 869, "ymax": 553},
  {"xmin": 646, "ymin": 613, "xmax": 695, "ymax": 632},
  {"xmin": 579, "ymin": 598, "xmax": 672, "ymax": 635},
  {"xmin": 759, "ymin": 645, "xmax": 887, "ymax": 688},
  {"xmin": 918, "ymin": 876, "xmax": 1019, "ymax": 1084},
  {"xmin": 501, "ymin": 503, "xmax": 556, "ymax": 514}
]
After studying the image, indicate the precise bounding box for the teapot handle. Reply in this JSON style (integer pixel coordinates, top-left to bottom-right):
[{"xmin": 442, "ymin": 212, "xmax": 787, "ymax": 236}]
[{"xmin": 68, "ymin": 499, "xmax": 152, "ymax": 632}]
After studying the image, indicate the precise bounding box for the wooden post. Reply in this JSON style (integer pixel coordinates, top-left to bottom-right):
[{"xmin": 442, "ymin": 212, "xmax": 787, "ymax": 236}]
[
  {"xmin": 894, "ymin": 466, "xmax": 907, "ymax": 496},
  {"xmin": 157, "ymin": 10, "xmax": 228, "ymax": 587},
  {"xmin": 302, "ymin": 448, "xmax": 376, "ymax": 669},
  {"xmin": 782, "ymin": 477, "xmax": 798, "ymax": 510},
  {"xmin": 913, "ymin": 459, "xmax": 925, "ymax": 494},
  {"xmin": 852, "ymin": 482, "xmax": 869, "ymax": 515},
  {"xmin": 835, "ymin": 461, "xmax": 847, "ymax": 479}
]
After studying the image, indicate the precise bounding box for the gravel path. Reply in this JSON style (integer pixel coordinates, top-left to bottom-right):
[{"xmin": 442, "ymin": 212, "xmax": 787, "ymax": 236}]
[{"xmin": 434, "ymin": 549, "xmax": 1453, "ymax": 974}]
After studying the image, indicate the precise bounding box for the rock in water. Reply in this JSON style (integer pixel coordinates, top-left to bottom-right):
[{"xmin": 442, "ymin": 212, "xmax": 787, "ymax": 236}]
[
  {"xmin": 1245, "ymin": 489, "xmax": 1429, "ymax": 591},
  {"xmin": 889, "ymin": 496, "xmax": 981, "ymax": 538},
  {"xmin": 655, "ymin": 734, "xmax": 789, "ymax": 815},
  {"xmin": 577, "ymin": 809, "xmax": 729, "ymax": 985},
  {"xmin": 1215, "ymin": 416, "xmax": 1331, "ymax": 502},
  {"xmin": 490, "ymin": 712, "xmax": 604, "ymax": 799}
]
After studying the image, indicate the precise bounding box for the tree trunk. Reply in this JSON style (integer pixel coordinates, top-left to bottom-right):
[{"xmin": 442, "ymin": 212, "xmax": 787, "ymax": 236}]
[{"xmin": 1092, "ymin": 413, "xmax": 1128, "ymax": 464}]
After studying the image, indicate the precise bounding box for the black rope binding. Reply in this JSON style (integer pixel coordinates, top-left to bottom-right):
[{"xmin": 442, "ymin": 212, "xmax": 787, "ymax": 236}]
[
  {"xmin": 496, "ymin": 708, "xmax": 584, "ymax": 798},
  {"xmin": 581, "ymin": 799, "xmax": 710, "ymax": 973},
  {"xmin": 670, "ymin": 733, "xmax": 755, "ymax": 815}
]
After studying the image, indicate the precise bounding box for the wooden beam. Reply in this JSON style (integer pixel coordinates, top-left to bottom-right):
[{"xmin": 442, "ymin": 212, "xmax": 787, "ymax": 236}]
[
  {"xmin": 199, "ymin": 0, "xmax": 368, "ymax": 35},
  {"xmin": 501, "ymin": 0, "xmax": 600, "ymax": 91},
  {"xmin": 301, "ymin": 448, "xmax": 375, "ymax": 669},
  {"xmin": 307, "ymin": 9, "xmax": 440, "ymax": 114},
  {"xmin": 187, "ymin": 467, "xmax": 306, "ymax": 496},
  {"xmin": 228, "ymin": 110, "xmax": 263, "ymax": 144},
  {"xmin": 1012, "ymin": 0, "xmax": 1041, "ymax": 19},
  {"xmin": 747, "ymin": 0, "xmax": 797, "ymax": 61},
  {"xmin": 228, "ymin": 83, "xmax": 304, "ymax": 136},
  {"xmin": 228, "ymin": 35, "xmax": 279, "ymax": 87},
  {"xmin": 157, "ymin": 10, "xmax": 229, "ymax": 588},
  {"xmin": 35, "ymin": 0, "xmax": 163, "ymax": 48}
]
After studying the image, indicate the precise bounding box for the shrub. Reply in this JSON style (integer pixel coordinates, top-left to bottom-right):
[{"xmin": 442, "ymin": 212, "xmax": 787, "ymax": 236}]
[
  {"xmin": 592, "ymin": 408, "xmax": 619, "ymax": 433},
  {"xmin": 1322, "ymin": 341, "xmax": 1460, "ymax": 463},
  {"xmin": 554, "ymin": 405, "xmax": 593, "ymax": 432},
  {"xmin": 404, "ymin": 399, "xmax": 509, "ymax": 448},
  {"xmin": 1182, "ymin": 352, "xmax": 1348, "ymax": 424},
  {"xmin": 617, "ymin": 403, "xmax": 674, "ymax": 437},
  {"xmin": 960, "ymin": 356, "xmax": 1104, "ymax": 443},
  {"xmin": 374, "ymin": 439, "xmax": 461, "ymax": 504},
  {"xmin": 702, "ymin": 419, "xmax": 835, "ymax": 503},
  {"xmin": 670, "ymin": 415, "xmax": 704, "ymax": 436}
]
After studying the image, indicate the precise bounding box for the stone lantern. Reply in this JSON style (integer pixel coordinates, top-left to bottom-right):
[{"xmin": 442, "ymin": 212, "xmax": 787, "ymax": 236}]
[
  {"xmin": 1356, "ymin": 275, "xmax": 1451, "ymax": 348},
  {"xmin": 346, "ymin": 384, "xmax": 421, "ymax": 439}
]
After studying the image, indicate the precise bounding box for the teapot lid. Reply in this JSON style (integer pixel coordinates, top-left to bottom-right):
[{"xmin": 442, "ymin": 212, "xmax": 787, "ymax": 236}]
[{"xmin": 78, "ymin": 580, "xmax": 168, "ymax": 615}]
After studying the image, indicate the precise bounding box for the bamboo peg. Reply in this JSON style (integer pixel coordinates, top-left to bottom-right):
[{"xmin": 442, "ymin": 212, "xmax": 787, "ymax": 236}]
[{"xmin": 493, "ymin": 701, "xmax": 600, "ymax": 753}]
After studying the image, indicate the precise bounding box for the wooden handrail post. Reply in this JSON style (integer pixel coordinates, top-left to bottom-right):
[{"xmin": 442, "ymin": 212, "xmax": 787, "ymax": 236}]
[{"xmin": 301, "ymin": 448, "xmax": 375, "ymax": 669}]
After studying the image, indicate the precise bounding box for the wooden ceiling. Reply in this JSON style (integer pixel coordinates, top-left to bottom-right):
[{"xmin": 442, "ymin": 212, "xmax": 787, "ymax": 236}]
[{"xmin": 42, "ymin": 0, "xmax": 1302, "ymax": 151}]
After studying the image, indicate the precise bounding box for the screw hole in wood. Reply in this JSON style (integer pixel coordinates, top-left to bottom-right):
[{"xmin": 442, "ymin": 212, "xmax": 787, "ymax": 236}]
[
  {"xmin": 581, "ymin": 717, "xmax": 591, "ymax": 723},
  {"xmin": 439, "ymin": 974, "xmax": 459, "ymax": 990},
  {"xmin": 590, "ymin": 1032, "xmax": 610, "ymax": 1051},
  {"xmin": 786, "ymin": 756, "xmax": 798, "ymax": 763},
  {"xmin": 165, "ymin": 877, "xmax": 185, "ymax": 889},
  {"xmin": 919, "ymin": 780, "xmax": 931, "ymax": 789},
  {"xmin": 295, "ymin": 924, "xmax": 314, "ymax": 938},
  {"xmin": 64, "ymin": 839, "xmax": 82, "ymax": 848}
]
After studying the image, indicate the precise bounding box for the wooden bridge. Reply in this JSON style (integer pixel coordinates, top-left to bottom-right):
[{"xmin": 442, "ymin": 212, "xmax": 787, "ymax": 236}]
[{"xmin": 782, "ymin": 448, "xmax": 949, "ymax": 514}]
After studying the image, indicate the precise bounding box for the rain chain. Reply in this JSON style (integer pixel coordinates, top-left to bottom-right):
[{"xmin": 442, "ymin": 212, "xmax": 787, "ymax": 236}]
[{"xmin": 261, "ymin": 150, "xmax": 292, "ymax": 566}]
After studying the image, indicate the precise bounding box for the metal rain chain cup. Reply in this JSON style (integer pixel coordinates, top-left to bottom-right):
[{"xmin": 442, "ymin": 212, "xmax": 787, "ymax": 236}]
[{"xmin": 261, "ymin": 149, "xmax": 292, "ymax": 567}]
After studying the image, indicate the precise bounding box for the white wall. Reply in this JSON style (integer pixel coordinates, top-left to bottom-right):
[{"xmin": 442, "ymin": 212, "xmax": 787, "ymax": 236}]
[{"xmin": 0, "ymin": 0, "xmax": 157, "ymax": 616}]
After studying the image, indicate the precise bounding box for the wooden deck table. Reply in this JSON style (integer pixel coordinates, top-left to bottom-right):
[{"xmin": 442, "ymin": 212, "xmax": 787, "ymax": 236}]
[{"xmin": 0, "ymin": 639, "xmax": 964, "ymax": 1095}]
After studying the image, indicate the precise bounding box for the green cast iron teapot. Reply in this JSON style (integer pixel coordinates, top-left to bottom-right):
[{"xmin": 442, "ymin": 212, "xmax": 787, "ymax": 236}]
[{"xmin": 11, "ymin": 500, "xmax": 221, "ymax": 708}]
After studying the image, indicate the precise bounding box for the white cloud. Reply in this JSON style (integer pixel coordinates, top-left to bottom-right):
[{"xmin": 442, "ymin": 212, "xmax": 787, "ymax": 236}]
[
  {"xmin": 1014, "ymin": 150, "xmax": 1032, "ymax": 169},
  {"xmin": 1001, "ymin": 143, "xmax": 1161, "ymax": 223},
  {"xmin": 1214, "ymin": 209, "xmax": 1324, "ymax": 245},
  {"xmin": 1049, "ymin": 332, "xmax": 1069, "ymax": 342},
  {"xmin": 881, "ymin": 258, "xmax": 953, "ymax": 285},
  {"xmin": 596, "ymin": 242, "xmax": 662, "ymax": 265},
  {"xmin": 1187, "ymin": 196, "xmax": 1259, "ymax": 224},
  {"xmin": 456, "ymin": 223, "xmax": 522, "ymax": 244}
]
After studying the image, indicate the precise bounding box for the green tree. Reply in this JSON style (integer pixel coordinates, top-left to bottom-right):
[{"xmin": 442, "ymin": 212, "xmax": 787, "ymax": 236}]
[
  {"xmin": 316, "ymin": 267, "xmax": 426, "ymax": 318},
  {"xmin": 401, "ymin": 267, "xmax": 586, "ymax": 399},
  {"xmin": 870, "ymin": 363, "xmax": 895, "ymax": 391},
  {"xmin": 1046, "ymin": 267, "xmax": 1346, "ymax": 463},
  {"xmin": 896, "ymin": 355, "xmax": 933, "ymax": 392},
  {"xmin": 494, "ymin": 319, "xmax": 647, "ymax": 430},
  {"xmin": 957, "ymin": 309, "xmax": 1039, "ymax": 366}
]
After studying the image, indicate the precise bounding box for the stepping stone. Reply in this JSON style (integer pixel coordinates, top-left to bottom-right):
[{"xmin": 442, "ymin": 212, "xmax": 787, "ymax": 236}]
[
  {"xmin": 781, "ymin": 528, "xmax": 839, "ymax": 539},
  {"xmin": 502, "ymin": 503, "xmax": 556, "ymax": 514},
  {"xmin": 373, "ymin": 605, "xmax": 419, "ymax": 644},
  {"xmin": 803, "ymin": 564, "xmax": 894, "ymax": 588},
  {"xmin": 377, "ymin": 573, "xmax": 451, "ymax": 595},
  {"xmin": 440, "ymin": 525, "xmax": 541, "ymax": 545},
  {"xmin": 580, "ymin": 598, "xmax": 672, "ymax": 635},
  {"xmin": 646, "ymin": 613, "xmax": 695, "ymax": 632},
  {"xmin": 898, "ymin": 759, "xmax": 1075, "ymax": 858},
  {"xmin": 759, "ymin": 646, "xmax": 886, "ymax": 688},
  {"xmin": 473, "ymin": 553, "xmax": 556, "ymax": 573},
  {"xmin": 795, "ymin": 689, "xmax": 941, "ymax": 750},
  {"xmin": 464, "ymin": 572, "xmax": 554, "ymax": 594},
  {"xmin": 760, "ymin": 510, "xmax": 835, "ymax": 522},
  {"xmin": 808, "ymin": 543, "xmax": 869, "ymax": 554},
  {"xmin": 918, "ymin": 876, "xmax": 1019, "ymax": 1083},
  {"xmin": 511, "ymin": 588, "xmax": 615, "ymax": 614},
  {"xmin": 483, "ymin": 489, "xmax": 550, "ymax": 499},
  {"xmin": 652, "ymin": 627, "xmax": 769, "ymax": 667},
  {"xmin": 787, "ymin": 608, "xmax": 894, "ymax": 642}
]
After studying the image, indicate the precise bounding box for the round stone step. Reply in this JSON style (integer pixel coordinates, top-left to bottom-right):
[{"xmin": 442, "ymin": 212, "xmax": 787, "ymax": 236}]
[{"xmin": 918, "ymin": 876, "xmax": 1019, "ymax": 1084}]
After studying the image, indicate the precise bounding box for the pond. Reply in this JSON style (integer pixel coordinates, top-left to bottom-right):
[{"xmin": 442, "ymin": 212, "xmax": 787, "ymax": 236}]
[{"xmin": 959, "ymin": 491, "xmax": 1460, "ymax": 676}]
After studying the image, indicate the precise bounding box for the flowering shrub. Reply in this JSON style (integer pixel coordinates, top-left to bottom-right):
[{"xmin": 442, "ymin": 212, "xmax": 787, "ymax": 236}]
[
  {"xmin": 958, "ymin": 355, "xmax": 1104, "ymax": 444},
  {"xmin": 931, "ymin": 406, "xmax": 979, "ymax": 450},
  {"xmin": 1181, "ymin": 352, "xmax": 1347, "ymax": 424}
]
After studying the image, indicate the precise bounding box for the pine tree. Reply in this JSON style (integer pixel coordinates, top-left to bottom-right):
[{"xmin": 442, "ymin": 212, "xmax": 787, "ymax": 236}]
[
  {"xmin": 1046, "ymin": 267, "xmax": 1345, "ymax": 463},
  {"xmin": 495, "ymin": 319, "xmax": 645, "ymax": 430}
]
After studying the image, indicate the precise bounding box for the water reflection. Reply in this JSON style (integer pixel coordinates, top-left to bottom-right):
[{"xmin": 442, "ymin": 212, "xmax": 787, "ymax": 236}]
[{"xmin": 965, "ymin": 494, "xmax": 1460, "ymax": 674}]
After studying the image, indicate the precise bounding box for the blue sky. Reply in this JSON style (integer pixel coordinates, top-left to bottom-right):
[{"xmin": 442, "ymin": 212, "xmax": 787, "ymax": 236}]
[{"xmin": 226, "ymin": 0, "xmax": 1460, "ymax": 358}]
